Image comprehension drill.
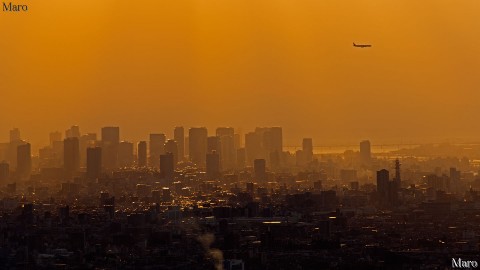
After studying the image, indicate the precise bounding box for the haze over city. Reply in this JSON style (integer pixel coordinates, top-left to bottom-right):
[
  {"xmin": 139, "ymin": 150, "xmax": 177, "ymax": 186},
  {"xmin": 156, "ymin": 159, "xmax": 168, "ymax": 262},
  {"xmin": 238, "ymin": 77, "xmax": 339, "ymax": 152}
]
[
  {"xmin": 2, "ymin": 1, "xmax": 480, "ymax": 269},
  {"xmin": 2, "ymin": 0, "xmax": 480, "ymax": 146}
]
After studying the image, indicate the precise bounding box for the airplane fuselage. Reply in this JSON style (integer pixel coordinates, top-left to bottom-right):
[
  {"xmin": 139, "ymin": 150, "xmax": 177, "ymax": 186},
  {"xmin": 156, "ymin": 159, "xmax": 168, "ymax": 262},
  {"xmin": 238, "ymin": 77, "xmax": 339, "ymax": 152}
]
[{"xmin": 353, "ymin": 43, "xmax": 371, "ymax": 48}]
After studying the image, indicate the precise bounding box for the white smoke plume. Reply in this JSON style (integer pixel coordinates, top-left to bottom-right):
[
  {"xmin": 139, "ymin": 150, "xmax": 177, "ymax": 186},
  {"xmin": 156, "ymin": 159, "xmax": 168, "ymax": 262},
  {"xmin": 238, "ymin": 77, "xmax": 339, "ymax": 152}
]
[{"xmin": 197, "ymin": 233, "xmax": 224, "ymax": 270}]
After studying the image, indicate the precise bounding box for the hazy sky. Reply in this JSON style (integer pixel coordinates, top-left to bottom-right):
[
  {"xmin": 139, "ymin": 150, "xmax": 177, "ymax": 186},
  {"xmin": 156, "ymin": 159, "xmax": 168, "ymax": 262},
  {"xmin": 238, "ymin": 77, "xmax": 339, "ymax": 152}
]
[{"xmin": 2, "ymin": 0, "xmax": 480, "ymax": 147}]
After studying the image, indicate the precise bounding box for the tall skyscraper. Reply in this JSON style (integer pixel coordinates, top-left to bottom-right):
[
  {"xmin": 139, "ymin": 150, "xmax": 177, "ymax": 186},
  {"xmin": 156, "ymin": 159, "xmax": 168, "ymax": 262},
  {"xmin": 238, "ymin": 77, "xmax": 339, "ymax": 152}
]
[
  {"xmin": 270, "ymin": 127, "xmax": 283, "ymax": 154},
  {"xmin": 79, "ymin": 133, "xmax": 97, "ymax": 167},
  {"xmin": 160, "ymin": 152, "xmax": 174, "ymax": 181},
  {"xmin": 164, "ymin": 139, "xmax": 178, "ymax": 167},
  {"xmin": 118, "ymin": 141, "xmax": 134, "ymax": 167},
  {"xmin": 137, "ymin": 141, "xmax": 147, "ymax": 167},
  {"xmin": 376, "ymin": 169, "xmax": 397, "ymax": 206},
  {"xmin": 8, "ymin": 129, "xmax": 22, "ymax": 169},
  {"xmin": 189, "ymin": 127, "xmax": 208, "ymax": 167},
  {"xmin": 302, "ymin": 138, "xmax": 313, "ymax": 163},
  {"xmin": 216, "ymin": 127, "xmax": 236, "ymax": 170},
  {"xmin": 184, "ymin": 136, "xmax": 189, "ymax": 157},
  {"xmin": 206, "ymin": 151, "xmax": 220, "ymax": 179},
  {"xmin": 245, "ymin": 132, "xmax": 262, "ymax": 166},
  {"xmin": 174, "ymin": 126, "xmax": 185, "ymax": 161},
  {"xmin": 49, "ymin": 131, "xmax": 62, "ymax": 146},
  {"xmin": 64, "ymin": 137, "xmax": 80, "ymax": 178},
  {"xmin": 17, "ymin": 143, "xmax": 31, "ymax": 179},
  {"xmin": 236, "ymin": 148, "xmax": 246, "ymax": 169},
  {"xmin": 376, "ymin": 169, "xmax": 389, "ymax": 201},
  {"xmin": 9, "ymin": 128, "xmax": 20, "ymax": 143},
  {"xmin": 87, "ymin": 147, "xmax": 102, "ymax": 180},
  {"xmin": 65, "ymin": 125, "xmax": 80, "ymax": 138},
  {"xmin": 149, "ymin": 133, "xmax": 166, "ymax": 168},
  {"xmin": 207, "ymin": 136, "xmax": 221, "ymax": 153},
  {"xmin": 360, "ymin": 140, "xmax": 371, "ymax": 165},
  {"xmin": 101, "ymin": 127, "xmax": 120, "ymax": 170},
  {"xmin": 254, "ymin": 159, "xmax": 266, "ymax": 183},
  {"xmin": 0, "ymin": 161, "xmax": 9, "ymax": 183}
]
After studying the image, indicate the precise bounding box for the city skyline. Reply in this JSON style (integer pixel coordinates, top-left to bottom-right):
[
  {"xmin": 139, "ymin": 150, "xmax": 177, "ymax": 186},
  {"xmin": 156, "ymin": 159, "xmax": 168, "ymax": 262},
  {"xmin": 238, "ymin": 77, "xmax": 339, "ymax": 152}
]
[
  {"xmin": 2, "ymin": 1, "xmax": 480, "ymax": 268},
  {"xmin": 2, "ymin": 1, "xmax": 480, "ymax": 146}
]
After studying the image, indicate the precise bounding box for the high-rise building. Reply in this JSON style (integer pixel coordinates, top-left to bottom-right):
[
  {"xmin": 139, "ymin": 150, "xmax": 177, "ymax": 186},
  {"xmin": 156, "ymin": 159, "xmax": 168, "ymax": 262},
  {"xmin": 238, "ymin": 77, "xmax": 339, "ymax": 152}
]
[
  {"xmin": 189, "ymin": 127, "xmax": 208, "ymax": 167},
  {"xmin": 64, "ymin": 137, "xmax": 80, "ymax": 178},
  {"xmin": 174, "ymin": 127, "xmax": 185, "ymax": 161},
  {"xmin": 376, "ymin": 169, "xmax": 397, "ymax": 206},
  {"xmin": 118, "ymin": 141, "xmax": 134, "ymax": 167},
  {"xmin": 9, "ymin": 128, "xmax": 20, "ymax": 143},
  {"xmin": 137, "ymin": 141, "xmax": 147, "ymax": 167},
  {"xmin": 217, "ymin": 127, "xmax": 236, "ymax": 170},
  {"xmin": 234, "ymin": 133, "xmax": 241, "ymax": 150},
  {"xmin": 206, "ymin": 151, "xmax": 220, "ymax": 179},
  {"xmin": 184, "ymin": 136, "xmax": 189, "ymax": 157},
  {"xmin": 65, "ymin": 125, "xmax": 80, "ymax": 138},
  {"xmin": 160, "ymin": 152, "xmax": 174, "ymax": 181},
  {"xmin": 302, "ymin": 138, "xmax": 313, "ymax": 163},
  {"xmin": 164, "ymin": 140, "xmax": 178, "ymax": 167},
  {"xmin": 49, "ymin": 131, "xmax": 62, "ymax": 146},
  {"xmin": 245, "ymin": 132, "xmax": 262, "ymax": 166},
  {"xmin": 360, "ymin": 140, "xmax": 371, "ymax": 165},
  {"xmin": 101, "ymin": 127, "xmax": 120, "ymax": 170},
  {"xmin": 254, "ymin": 159, "xmax": 266, "ymax": 183},
  {"xmin": 295, "ymin": 150, "xmax": 306, "ymax": 167},
  {"xmin": 207, "ymin": 136, "xmax": 221, "ymax": 154},
  {"xmin": 79, "ymin": 133, "xmax": 97, "ymax": 167},
  {"xmin": 87, "ymin": 147, "xmax": 102, "ymax": 180},
  {"xmin": 236, "ymin": 148, "xmax": 246, "ymax": 169},
  {"xmin": 270, "ymin": 127, "xmax": 283, "ymax": 154},
  {"xmin": 376, "ymin": 169, "xmax": 389, "ymax": 200},
  {"xmin": 17, "ymin": 143, "xmax": 31, "ymax": 179},
  {"xmin": 0, "ymin": 161, "xmax": 9, "ymax": 183},
  {"xmin": 149, "ymin": 133, "xmax": 166, "ymax": 168}
]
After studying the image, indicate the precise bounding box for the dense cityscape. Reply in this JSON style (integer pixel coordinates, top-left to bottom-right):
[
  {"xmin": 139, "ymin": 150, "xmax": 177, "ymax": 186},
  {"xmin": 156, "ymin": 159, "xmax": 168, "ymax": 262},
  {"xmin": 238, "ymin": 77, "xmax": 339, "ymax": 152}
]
[{"xmin": 0, "ymin": 126, "xmax": 479, "ymax": 269}]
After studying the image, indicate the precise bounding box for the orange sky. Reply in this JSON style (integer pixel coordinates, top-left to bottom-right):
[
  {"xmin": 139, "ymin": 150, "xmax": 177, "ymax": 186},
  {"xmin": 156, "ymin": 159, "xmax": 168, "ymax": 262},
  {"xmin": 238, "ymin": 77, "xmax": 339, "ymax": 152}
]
[{"xmin": 1, "ymin": 0, "xmax": 480, "ymax": 147}]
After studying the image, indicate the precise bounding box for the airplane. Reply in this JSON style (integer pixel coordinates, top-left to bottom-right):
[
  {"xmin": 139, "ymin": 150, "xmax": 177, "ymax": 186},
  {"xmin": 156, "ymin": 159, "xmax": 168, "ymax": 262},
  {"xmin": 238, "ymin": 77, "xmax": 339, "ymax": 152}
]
[{"xmin": 353, "ymin": 42, "xmax": 371, "ymax": 48}]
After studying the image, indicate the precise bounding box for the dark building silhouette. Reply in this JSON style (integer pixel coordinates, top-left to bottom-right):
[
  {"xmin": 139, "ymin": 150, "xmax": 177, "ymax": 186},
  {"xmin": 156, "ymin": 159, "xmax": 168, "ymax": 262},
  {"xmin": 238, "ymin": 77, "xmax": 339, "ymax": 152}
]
[
  {"xmin": 101, "ymin": 127, "xmax": 120, "ymax": 170},
  {"xmin": 49, "ymin": 131, "xmax": 62, "ymax": 146},
  {"xmin": 245, "ymin": 132, "xmax": 262, "ymax": 165},
  {"xmin": 64, "ymin": 137, "xmax": 80, "ymax": 178},
  {"xmin": 377, "ymin": 169, "xmax": 389, "ymax": 199},
  {"xmin": 0, "ymin": 161, "xmax": 9, "ymax": 182},
  {"xmin": 236, "ymin": 148, "xmax": 246, "ymax": 169},
  {"xmin": 376, "ymin": 169, "xmax": 398, "ymax": 207},
  {"xmin": 269, "ymin": 127, "xmax": 283, "ymax": 154},
  {"xmin": 254, "ymin": 159, "xmax": 266, "ymax": 183},
  {"xmin": 9, "ymin": 128, "xmax": 20, "ymax": 142},
  {"xmin": 164, "ymin": 139, "xmax": 178, "ymax": 167},
  {"xmin": 160, "ymin": 152, "xmax": 174, "ymax": 181},
  {"xmin": 65, "ymin": 125, "xmax": 80, "ymax": 138},
  {"xmin": 79, "ymin": 133, "xmax": 97, "ymax": 167},
  {"xmin": 206, "ymin": 151, "xmax": 220, "ymax": 179},
  {"xmin": 118, "ymin": 141, "xmax": 134, "ymax": 167},
  {"xmin": 137, "ymin": 141, "xmax": 147, "ymax": 167},
  {"xmin": 360, "ymin": 140, "xmax": 371, "ymax": 165},
  {"xmin": 189, "ymin": 127, "xmax": 207, "ymax": 167},
  {"xmin": 17, "ymin": 143, "xmax": 31, "ymax": 179},
  {"xmin": 302, "ymin": 138, "xmax": 313, "ymax": 163},
  {"xmin": 216, "ymin": 127, "xmax": 236, "ymax": 170},
  {"xmin": 207, "ymin": 136, "xmax": 221, "ymax": 154},
  {"xmin": 174, "ymin": 126, "xmax": 185, "ymax": 161},
  {"xmin": 149, "ymin": 133, "xmax": 166, "ymax": 168},
  {"xmin": 87, "ymin": 147, "xmax": 102, "ymax": 180}
]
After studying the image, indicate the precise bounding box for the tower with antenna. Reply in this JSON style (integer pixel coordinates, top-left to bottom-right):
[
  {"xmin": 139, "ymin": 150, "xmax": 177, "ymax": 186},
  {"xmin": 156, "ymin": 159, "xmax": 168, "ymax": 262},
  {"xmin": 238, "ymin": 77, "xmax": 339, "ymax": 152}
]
[{"xmin": 394, "ymin": 159, "xmax": 401, "ymax": 188}]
